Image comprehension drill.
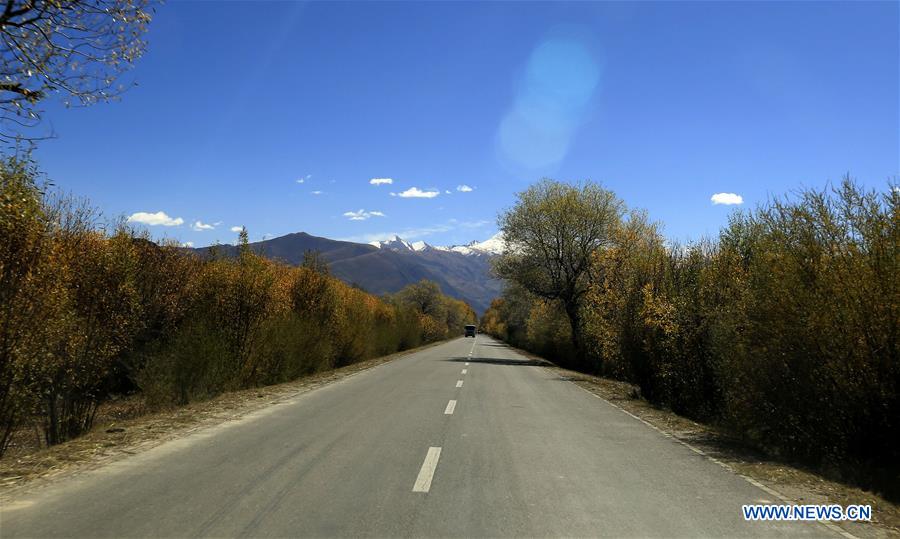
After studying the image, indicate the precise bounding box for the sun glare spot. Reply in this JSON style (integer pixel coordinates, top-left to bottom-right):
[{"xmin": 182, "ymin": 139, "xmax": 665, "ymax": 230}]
[{"xmin": 497, "ymin": 35, "xmax": 602, "ymax": 171}]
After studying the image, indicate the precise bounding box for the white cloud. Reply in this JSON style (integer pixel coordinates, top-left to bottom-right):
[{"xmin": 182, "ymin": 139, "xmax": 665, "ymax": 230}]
[
  {"xmin": 460, "ymin": 219, "xmax": 490, "ymax": 228},
  {"xmin": 710, "ymin": 192, "xmax": 744, "ymax": 205},
  {"xmin": 445, "ymin": 190, "xmax": 451, "ymax": 194},
  {"xmin": 127, "ymin": 211, "xmax": 184, "ymax": 227},
  {"xmin": 456, "ymin": 184, "xmax": 474, "ymax": 192},
  {"xmin": 192, "ymin": 220, "xmax": 216, "ymax": 231},
  {"xmin": 230, "ymin": 226, "xmax": 243, "ymax": 233},
  {"xmin": 339, "ymin": 221, "xmax": 461, "ymax": 243},
  {"xmin": 311, "ymin": 190, "xmax": 323, "ymax": 195},
  {"xmin": 181, "ymin": 241, "xmax": 194, "ymax": 248},
  {"xmin": 343, "ymin": 209, "xmax": 387, "ymax": 221},
  {"xmin": 342, "ymin": 226, "xmax": 452, "ymax": 243},
  {"xmin": 392, "ymin": 187, "xmax": 440, "ymax": 198},
  {"xmin": 370, "ymin": 178, "xmax": 393, "ymax": 185},
  {"xmin": 297, "ymin": 174, "xmax": 311, "ymax": 184},
  {"xmin": 339, "ymin": 217, "xmax": 493, "ymax": 244}
]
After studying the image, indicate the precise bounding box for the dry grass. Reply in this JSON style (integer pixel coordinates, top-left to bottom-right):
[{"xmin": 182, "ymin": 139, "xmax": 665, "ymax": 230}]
[{"xmin": 0, "ymin": 340, "xmax": 446, "ymax": 501}]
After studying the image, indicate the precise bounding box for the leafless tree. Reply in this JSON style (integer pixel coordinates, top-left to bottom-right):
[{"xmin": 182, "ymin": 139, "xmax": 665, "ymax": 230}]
[{"xmin": 0, "ymin": 0, "xmax": 154, "ymax": 142}]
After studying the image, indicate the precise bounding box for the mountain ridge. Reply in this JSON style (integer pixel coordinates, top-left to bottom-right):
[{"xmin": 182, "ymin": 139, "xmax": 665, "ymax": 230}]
[{"xmin": 189, "ymin": 231, "xmax": 504, "ymax": 314}]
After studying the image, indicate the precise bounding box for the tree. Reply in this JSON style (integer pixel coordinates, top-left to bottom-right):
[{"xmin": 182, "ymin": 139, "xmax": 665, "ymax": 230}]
[
  {"xmin": 0, "ymin": 0, "xmax": 154, "ymax": 142},
  {"xmin": 237, "ymin": 226, "xmax": 250, "ymax": 255},
  {"xmin": 301, "ymin": 249, "xmax": 330, "ymax": 275},
  {"xmin": 0, "ymin": 154, "xmax": 60, "ymax": 454},
  {"xmin": 395, "ymin": 280, "xmax": 448, "ymax": 321},
  {"xmin": 494, "ymin": 179, "xmax": 623, "ymax": 359}
]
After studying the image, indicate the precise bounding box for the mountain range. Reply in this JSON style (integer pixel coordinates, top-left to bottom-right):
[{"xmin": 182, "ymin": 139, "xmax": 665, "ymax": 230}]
[{"xmin": 191, "ymin": 232, "xmax": 505, "ymax": 314}]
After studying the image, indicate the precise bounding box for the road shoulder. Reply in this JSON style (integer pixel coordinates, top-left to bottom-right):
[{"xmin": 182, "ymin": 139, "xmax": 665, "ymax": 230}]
[{"xmin": 496, "ymin": 341, "xmax": 899, "ymax": 538}]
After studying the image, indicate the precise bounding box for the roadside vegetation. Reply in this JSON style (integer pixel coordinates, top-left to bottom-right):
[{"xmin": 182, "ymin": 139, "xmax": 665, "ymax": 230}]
[
  {"xmin": 483, "ymin": 178, "xmax": 899, "ymax": 500},
  {"xmin": 0, "ymin": 155, "xmax": 475, "ymax": 455}
]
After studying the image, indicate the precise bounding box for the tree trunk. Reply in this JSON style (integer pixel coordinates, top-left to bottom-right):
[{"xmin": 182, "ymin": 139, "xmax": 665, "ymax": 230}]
[{"xmin": 564, "ymin": 300, "xmax": 583, "ymax": 365}]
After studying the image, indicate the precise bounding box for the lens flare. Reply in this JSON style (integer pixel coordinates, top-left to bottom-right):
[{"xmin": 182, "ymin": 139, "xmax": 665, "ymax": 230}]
[{"xmin": 497, "ymin": 36, "xmax": 602, "ymax": 171}]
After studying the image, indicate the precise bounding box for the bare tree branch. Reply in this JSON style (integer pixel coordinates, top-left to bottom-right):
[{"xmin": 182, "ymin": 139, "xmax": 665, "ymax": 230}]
[{"xmin": 0, "ymin": 0, "xmax": 154, "ymax": 143}]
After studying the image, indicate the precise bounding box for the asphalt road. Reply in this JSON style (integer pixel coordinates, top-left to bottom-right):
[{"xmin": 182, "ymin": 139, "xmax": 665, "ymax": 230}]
[{"xmin": 1, "ymin": 336, "xmax": 840, "ymax": 537}]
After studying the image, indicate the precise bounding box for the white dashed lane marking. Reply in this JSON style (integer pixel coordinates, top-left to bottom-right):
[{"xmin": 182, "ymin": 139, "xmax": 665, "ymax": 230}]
[
  {"xmin": 412, "ymin": 337, "xmax": 474, "ymax": 496},
  {"xmin": 444, "ymin": 400, "xmax": 457, "ymax": 415},
  {"xmin": 412, "ymin": 447, "xmax": 442, "ymax": 493}
]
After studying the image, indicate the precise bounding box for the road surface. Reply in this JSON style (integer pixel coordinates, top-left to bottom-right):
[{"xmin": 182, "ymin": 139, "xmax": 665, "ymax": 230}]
[{"xmin": 1, "ymin": 336, "xmax": 839, "ymax": 537}]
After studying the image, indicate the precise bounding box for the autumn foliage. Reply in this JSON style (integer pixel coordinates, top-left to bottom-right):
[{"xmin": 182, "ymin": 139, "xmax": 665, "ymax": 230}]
[
  {"xmin": 483, "ymin": 178, "xmax": 899, "ymax": 498},
  {"xmin": 0, "ymin": 157, "xmax": 475, "ymax": 454}
]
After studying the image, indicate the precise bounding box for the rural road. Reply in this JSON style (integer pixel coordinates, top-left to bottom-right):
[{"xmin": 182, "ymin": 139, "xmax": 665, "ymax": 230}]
[{"xmin": 1, "ymin": 336, "xmax": 839, "ymax": 537}]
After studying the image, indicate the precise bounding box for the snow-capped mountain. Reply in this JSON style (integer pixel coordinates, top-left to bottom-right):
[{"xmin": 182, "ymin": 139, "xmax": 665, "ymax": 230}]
[
  {"xmin": 446, "ymin": 232, "xmax": 505, "ymax": 256},
  {"xmin": 370, "ymin": 235, "xmax": 418, "ymax": 251},
  {"xmin": 371, "ymin": 232, "xmax": 505, "ymax": 256},
  {"xmin": 369, "ymin": 236, "xmax": 437, "ymax": 252}
]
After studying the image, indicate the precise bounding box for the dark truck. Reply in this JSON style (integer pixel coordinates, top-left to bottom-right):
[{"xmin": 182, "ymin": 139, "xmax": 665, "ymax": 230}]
[{"xmin": 464, "ymin": 325, "xmax": 476, "ymax": 338}]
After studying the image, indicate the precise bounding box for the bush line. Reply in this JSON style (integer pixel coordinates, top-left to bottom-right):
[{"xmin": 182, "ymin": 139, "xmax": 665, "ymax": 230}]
[
  {"xmin": 0, "ymin": 156, "xmax": 476, "ymax": 454},
  {"xmin": 483, "ymin": 177, "xmax": 898, "ymax": 500}
]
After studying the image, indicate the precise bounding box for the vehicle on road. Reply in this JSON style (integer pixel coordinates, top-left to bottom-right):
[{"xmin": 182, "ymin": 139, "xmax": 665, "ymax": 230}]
[{"xmin": 464, "ymin": 325, "xmax": 476, "ymax": 337}]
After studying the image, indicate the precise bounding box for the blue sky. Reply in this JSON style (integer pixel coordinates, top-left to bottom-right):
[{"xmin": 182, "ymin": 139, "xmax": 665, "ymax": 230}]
[{"xmin": 33, "ymin": 1, "xmax": 899, "ymax": 247}]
